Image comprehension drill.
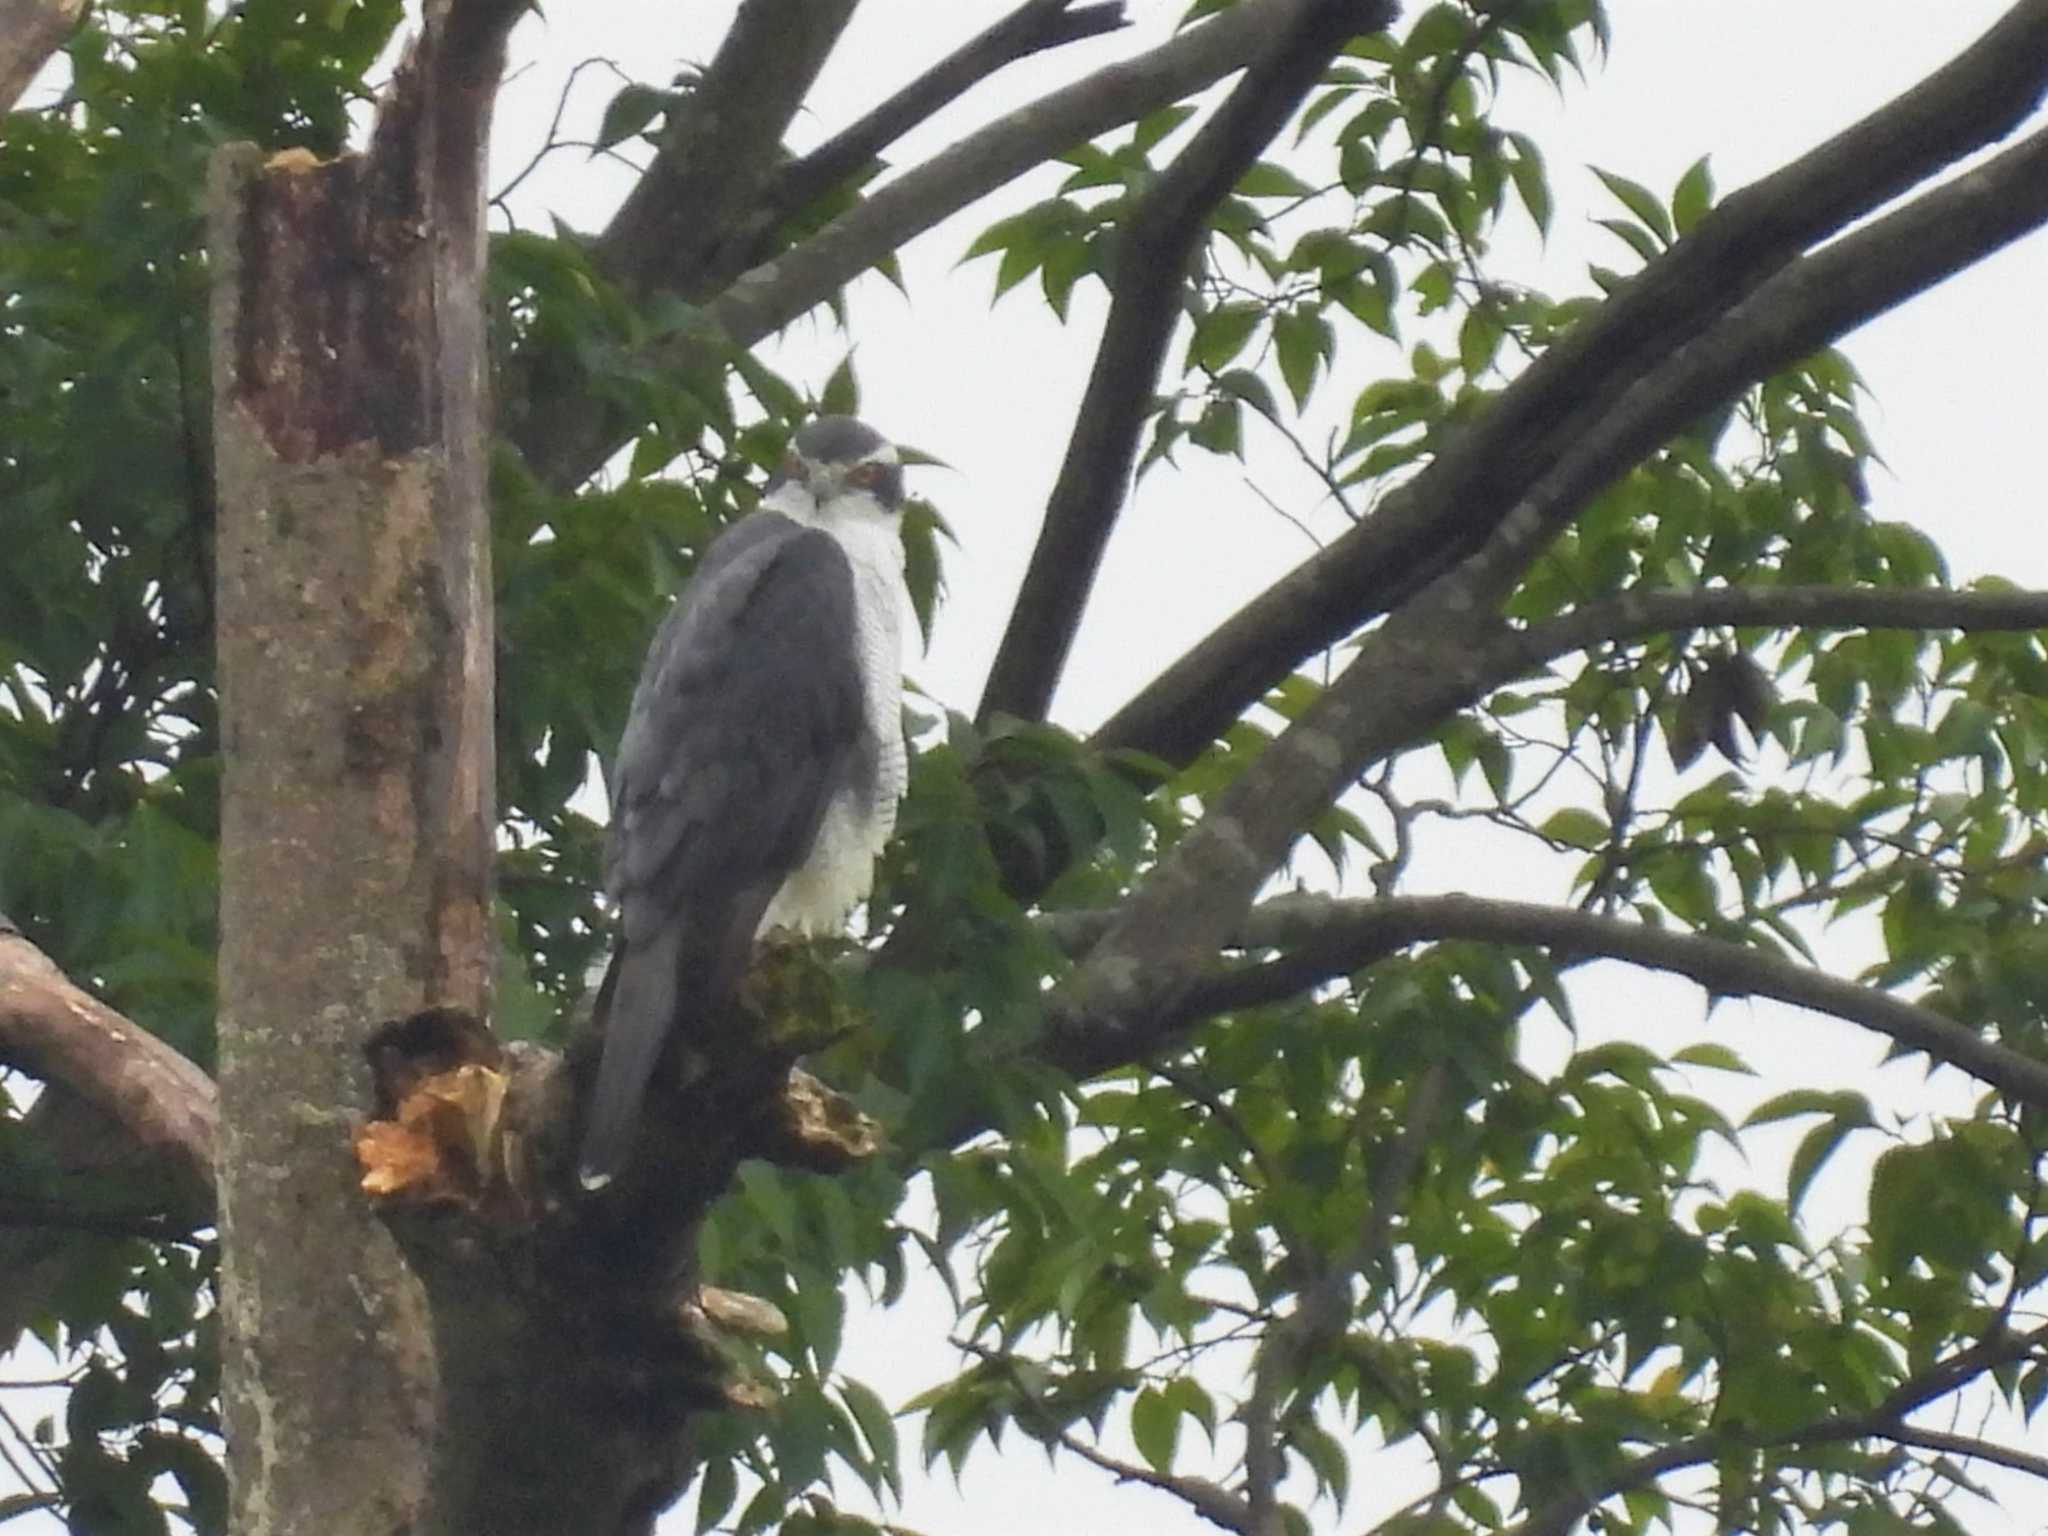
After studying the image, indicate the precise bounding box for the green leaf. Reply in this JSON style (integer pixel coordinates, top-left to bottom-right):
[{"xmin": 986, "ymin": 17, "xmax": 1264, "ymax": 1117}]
[
  {"xmin": 1743, "ymin": 1089, "xmax": 1872, "ymax": 1128},
  {"xmin": 1540, "ymin": 807, "xmax": 1607, "ymax": 851},
  {"xmin": 1236, "ymin": 161, "xmax": 1318, "ymax": 200},
  {"xmin": 821, "ymin": 353, "xmax": 860, "ymax": 416},
  {"xmin": 1130, "ymin": 1385, "xmax": 1178, "ymax": 1472},
  {"xmin": 1786, "ymin": 1115, "xmax": 1857, "ymax": 1216},
  {"xmin": 695, "ymin": 1457, "xmax": 738, "ymax": 1533},
  {"xmin": 596, "ymin": 83, "xmax": 670, "ymax": 151},
  {"xmin": 1671, "ymin": 155, "xmax": 1715, "ymax": 234},
  {"xmin": 1506, "ymin": 132, "xmax": 1552, "ymax": 235},
  {"xmin": 1592, "ymin": 166, "xmax": 1673, "ymax": 245},
  {"xmin": 1131, "ymin": 102, "xmax": 1199, "ymax": 155},
  {"xmin": 1670, "ymin": 1042, "xmax": 1753, "ymax": 1074},
  {"xmin": 838, "ymin": 1378, "xmax": 901, "ymax": 1491},
  {"xmin": 1190, "ymin": 303, "xmax": 1263, "ymax": 374},
  {"xmin": 1273, "ymin": 308, "xmax": 1328, "ymax": 409}
]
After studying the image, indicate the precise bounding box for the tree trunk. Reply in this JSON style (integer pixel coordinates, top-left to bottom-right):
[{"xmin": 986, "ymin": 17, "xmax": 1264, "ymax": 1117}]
[{"xmin": 206, "ymin": 11, "xmax": 501, "ymax": 1520}]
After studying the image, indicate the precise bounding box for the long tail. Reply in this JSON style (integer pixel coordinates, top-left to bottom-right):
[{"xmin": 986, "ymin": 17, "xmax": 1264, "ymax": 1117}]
[{"xmin": 576, "ymin": 923, "xmax": 684, "ymax": 1191}]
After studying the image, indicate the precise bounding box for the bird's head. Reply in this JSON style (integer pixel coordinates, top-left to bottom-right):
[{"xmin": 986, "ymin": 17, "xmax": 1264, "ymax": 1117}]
[{"xmin": 763, "ymin": 415, "xmax": 904, "ymax": 527}]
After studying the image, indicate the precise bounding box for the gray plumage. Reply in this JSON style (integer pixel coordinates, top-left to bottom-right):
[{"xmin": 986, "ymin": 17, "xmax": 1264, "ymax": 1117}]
[{"xmin": 579, "ymin": 417, "xmax": 910, "ymax": 1189}]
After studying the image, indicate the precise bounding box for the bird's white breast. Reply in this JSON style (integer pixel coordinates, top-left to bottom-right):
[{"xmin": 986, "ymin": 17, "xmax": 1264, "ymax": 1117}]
[{"xmin": 757, "ymin": 507, "xmax": 909, "ymax": 936}]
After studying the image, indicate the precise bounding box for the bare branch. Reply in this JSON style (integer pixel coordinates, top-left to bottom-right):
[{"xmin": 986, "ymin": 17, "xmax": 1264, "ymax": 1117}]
[
  {"xmin": 1878, "ymin": 1424, "xmax": 2048, "ymax": 1485},
  {"xmin": 591, "ymin": 0, "xmax": 862, "ymax": 303},
  {"xmin": 1523, "ymin": 583, "xmax": 2048, "ymax": 666},
  {"xmin": 771, "ymin": 0, "xmax": 1132, "ymax": 222},
  {"xmin": 1093, "ymin": 0, "xmax": 2048, "ymax": 770},
  {"xmin": 512, "ymin": 0, "xmax": 1329, "ymax": 491},
  {"xmin": 0, "ymin": 928, "xmax": 217, "ymax": 1200},
  {"xmin": 1044, "ymin": 891, "xmax": 2048, "ymax": 1110},
  {"xmin": 0, "ymin": 0, "xmax": 83, "ymax": 113},
  {"xmin": 978, "ymin": 0, "xmax": 1401, "ymax": 726},
  {"xmin": 1507, "ymin": 1322, "xmax": 2048, "ymax": 1536}
]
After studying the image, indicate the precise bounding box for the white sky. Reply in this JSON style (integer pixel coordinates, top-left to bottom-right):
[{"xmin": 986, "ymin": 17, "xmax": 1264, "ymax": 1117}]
[
  {"xmin": 7, "ymin": 3, "xmax": 2047, "ymax": 1533},
  {"xmin": 486, "ymin": 4, "xmax": 2048, "ymax": 1534}
]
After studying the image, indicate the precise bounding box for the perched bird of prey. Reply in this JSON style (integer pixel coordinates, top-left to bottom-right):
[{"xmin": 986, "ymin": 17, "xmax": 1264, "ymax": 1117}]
[{"xmin": 578, "ymin": 416, "xmax": 912, "ymax": 1190}]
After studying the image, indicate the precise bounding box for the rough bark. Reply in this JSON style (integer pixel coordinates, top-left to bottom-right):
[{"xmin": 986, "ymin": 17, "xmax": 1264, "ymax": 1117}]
[
  {"xmin": 205, "ymin": 11, "xmax": 895, "ymax": 1511},
  {"xmin": 0, "ymin": 927, "xmax": 872, "ymax": 1534},
  {"xmin": 592, "ymin": 0, "xmax": 861, "ymax": 303},
  {"xmin": 0, "ymin": 924, "xmax": 218, "ymax": 1198},
  {"xmin": 0, "ymin": 0, "xmax": 83, "ymax": 113},
  {"xmin": 206, "ymin": 0, "xmax": 515, "ymax": 1521}
]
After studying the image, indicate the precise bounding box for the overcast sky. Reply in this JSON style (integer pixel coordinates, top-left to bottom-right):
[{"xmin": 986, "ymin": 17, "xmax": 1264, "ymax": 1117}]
[{"xmin": 486, "ymin": 4, "xmax": 2048, "ymax": 1533}]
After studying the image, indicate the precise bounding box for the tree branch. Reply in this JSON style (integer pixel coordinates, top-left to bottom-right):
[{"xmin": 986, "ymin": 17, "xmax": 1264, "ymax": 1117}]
[
  {"xmin": 0, "ymin": 0, "xmax": 83, "ymax": 113},
  {"xmin": 510, "ymin": 0, "xmax": 1331, "ymax": 491},
  {"xmin": 1879, "ymin": 1423, "xmax": 2048, "ymax": 1485},
  {"xmin": 1092, "ymin": 0, "xmax": 2048, "ymax": 770},
  {"xmin": 435, "ymin": 0, "xmax": 532, "ymax": 91},
  {"xmin": 589, "ymin": 0, "xmax": 862, "ymax": 304},
  {"xmin": 1060, "ymin": 116, "xmax": 2048, "ymax": 1049},
  {"xmin": 1450, "ymin": 119, "xmax": 2048, "ymax": 619},
  {"xmin": 1042, "ymin": 891, "xmax": 2048, "ymax": 1111},
  {"xmin": 1241, "ymin": 1059, "xmax": 1445, "ymax": 1536},
  {"xmin": 1523, "ymin": 581, "xmax": 2048, "ymax": 660},
  {"xmin": 954, "ymin": 1337, "xmax": 1258, "ymax": 1535},
  {"xmin": 978, "ymin": 0, "xmax": 1400, "ymax": 726},
  {"xmin": 0, "ymin": 1083, "xmax": 216, "ymax": 1360},
  {"xmin": 770, "ymin": 0, "xmax": 1132, "ymax": 224},
  {"xmin": 1507, "ymin": 1322, "xmax": 2048, "ymax": 1536},
  {"xmin": 0, "ymin": 927, "xmax": 217, "ymax": 1203}
]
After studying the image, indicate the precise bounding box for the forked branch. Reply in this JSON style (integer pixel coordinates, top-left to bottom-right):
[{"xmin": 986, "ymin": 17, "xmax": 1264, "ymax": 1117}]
[
  {"xmin": 513, "ymin": 0, "xmax": 1340, "ymax": 491},
  {"xmin": 1094, "ymin": 0, "xmax": 2048, "ymax": 769},
  {"xmin": 1065, "ymin": 117, "xmax": 2048, "ymax": 1042},
  {"xmin": 1032, "ymin": 891, "xmax": 2048, "ymax": 1119},
  {"xmin": 771, "ymin": 0, "xmax": 1132, "ymax": 223},
  {"xmin": 978, "ymin": 0, "xmax": 1401, "ymax": 725},
  {"xmin": 593, "ymin": 0, "xmax": 862, "ymax": 302}
]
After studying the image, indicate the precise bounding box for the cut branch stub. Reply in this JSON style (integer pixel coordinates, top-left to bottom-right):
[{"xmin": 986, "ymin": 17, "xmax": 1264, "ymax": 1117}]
[
  {"xmin": 343, "ymin": 966, "xmax": 880, "ymax": 1534},
  {"xmin": 352, "ymin": 987, "xmax": 881, "ymax": 1217}
]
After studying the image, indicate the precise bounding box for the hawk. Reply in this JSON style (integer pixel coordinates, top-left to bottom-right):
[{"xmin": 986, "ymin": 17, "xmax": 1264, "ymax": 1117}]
[{"xmin": 578, "ymin": 416, "xmax": 912, "ymax": 1190}]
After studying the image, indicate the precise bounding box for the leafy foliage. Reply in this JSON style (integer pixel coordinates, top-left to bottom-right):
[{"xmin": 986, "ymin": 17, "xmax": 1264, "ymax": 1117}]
[{"xmin": 5, "ymin": 1, "xmax": 2047, "ymax": 1534}]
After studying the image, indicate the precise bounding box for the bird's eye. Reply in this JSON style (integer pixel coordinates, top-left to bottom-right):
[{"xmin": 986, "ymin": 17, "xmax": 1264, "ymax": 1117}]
[
  {"xmin": 848, "ymin": 463, "xmax": 879, "ymax": 487},
  {"xmin": 780, "ymin": 453, "xmax": 803, "ymax": 479}
]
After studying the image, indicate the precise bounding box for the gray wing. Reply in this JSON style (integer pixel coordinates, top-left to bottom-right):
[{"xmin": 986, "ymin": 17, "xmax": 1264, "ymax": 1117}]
[{"xmin": 579, "ymin": 512, "xmax": 867, "ymax": 1188}]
